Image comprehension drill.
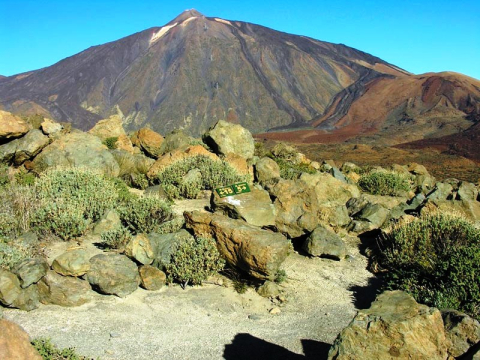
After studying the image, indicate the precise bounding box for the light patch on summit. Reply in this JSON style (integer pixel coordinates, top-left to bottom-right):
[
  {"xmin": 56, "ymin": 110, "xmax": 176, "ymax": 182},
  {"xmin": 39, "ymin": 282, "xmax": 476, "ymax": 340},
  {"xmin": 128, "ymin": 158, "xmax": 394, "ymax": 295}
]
[
  {"xmin": 214, "ymin": 18, "xmax": 232, "ymax": 26},
  {"xmin": 181, "ymin": 17, "xmax": 197, "ymax": 26},
  {"xmin": 150, "ymin": 23, "xmax": 178, "ymax": 44}
]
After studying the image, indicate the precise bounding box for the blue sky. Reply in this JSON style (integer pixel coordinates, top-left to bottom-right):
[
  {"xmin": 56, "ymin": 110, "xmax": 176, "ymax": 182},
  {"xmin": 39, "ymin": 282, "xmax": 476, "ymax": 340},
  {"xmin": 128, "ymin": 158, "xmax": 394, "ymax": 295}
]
[{"xmin": 1, "ymin": 0, "xmax": 479, "ymax": 79}]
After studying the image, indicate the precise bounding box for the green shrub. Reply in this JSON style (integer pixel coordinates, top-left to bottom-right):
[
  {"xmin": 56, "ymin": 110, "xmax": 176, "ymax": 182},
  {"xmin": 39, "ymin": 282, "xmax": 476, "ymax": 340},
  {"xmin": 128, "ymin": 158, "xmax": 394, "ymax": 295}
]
[
  {"xmin": 377, "ymin": 213, "xmax": 480, "ymax": 319},
  {"xmin": 155, "ymin": 216, "xmax": 185, "ymax": 234},
  {"xmin": 0, "ymin": 164, "xmax": 9, "ymax": 187},
  {"xmin": 32, "ymin": 168, "xmax": 119, "ymax": 240},
  {"xmin": 358, "ymin": 171, "xmax": 410, "ymax": 196},
  {"xmin": 102, "ymin": 136, "xmax": 118, "ymax": 150},
  {"xmin": 31, "ymin": 338, "xmax": 92, "ymax": 360},
  {"xmin": 0, "ymin": 237, "xmax": 33, "ymax": 270},
  {"xmin": 275, "ymin": 158, "xmax": 316, "ymax": 180},
  {"xmin": 14, "ymin": 171, "xmax": 36, "ymax": 186},
  {"xmin": 156, "ymin": 155, "xmax": 248, "ymax": 199},
  {"xmin": 274, "ymin": 269, "xmax": 287, "ymax": 284},
  {"xmin": 118, "ymin": 196, "xmax": 172, "ymax": 234},
  {"xmin": 165, "ymin": 236, "xmax": 225, "ymax": 287},
  {"xmin": 100, "ymin": 227, "xmax": 132, "ymax": 250}
]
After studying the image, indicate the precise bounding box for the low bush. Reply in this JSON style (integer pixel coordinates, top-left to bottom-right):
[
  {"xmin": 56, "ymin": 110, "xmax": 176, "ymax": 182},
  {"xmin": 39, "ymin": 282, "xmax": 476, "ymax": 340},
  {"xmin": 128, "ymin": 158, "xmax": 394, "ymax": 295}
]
[
  {"xmin": 0, "ymin": 237, "xmax": 33, "ymax": 270},
  {"xmin": 31, "ymin": 338, "xmax": 92, "ymax": 360},
  {"xmin": 0, "ymin": 164, "xmax": 9, "ymax": 187},
  {"xmin": 155, "ymin": 155, "xmax": 248, "ymax": 199},
  {"xmin": 0, "ymin": 184, "xmax": 38, "ymax": 238},
  {"xmin": 275, "ymin": 158, "xmax": 316, "ymax": 180},
  {"xmin": 358, "ymin": 171, "xmax": 410, "ymax": 196},
  {"xmin": 118, "ymin": 196, "xmax": 172, "ymax": 234},
  {"xmin": 32, "ymin": 168, "xmax": 119, "ymax": 240},
  {"xmin": 377, "ymin": 212, "xmax": 480, "ymax": 319},
  {"xmin": 102, "ymin": 136, "xmax": 118, "ymax": 150},
  {"xmin": 100, "ymin": 227, "xmax": 132, "ymax": 250},
  {"xmin": 165, "ymin": 236, "xmax": 225, "ymax": 288}
]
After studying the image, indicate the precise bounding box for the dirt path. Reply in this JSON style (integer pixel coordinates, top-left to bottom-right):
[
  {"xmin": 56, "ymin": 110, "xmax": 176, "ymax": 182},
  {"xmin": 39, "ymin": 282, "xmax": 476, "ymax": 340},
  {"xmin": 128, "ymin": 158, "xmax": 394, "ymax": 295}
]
[{"xmin": 3, "ymin": 234, "xmax": 375, "ymax": 360}]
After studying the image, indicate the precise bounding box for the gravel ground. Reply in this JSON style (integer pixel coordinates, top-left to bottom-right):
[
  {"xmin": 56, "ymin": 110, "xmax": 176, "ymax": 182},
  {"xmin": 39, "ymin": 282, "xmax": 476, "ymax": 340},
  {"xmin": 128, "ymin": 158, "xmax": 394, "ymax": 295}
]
[{"xmin": 3, "ymin": 234, "xmax": 376, "ymax": 360}]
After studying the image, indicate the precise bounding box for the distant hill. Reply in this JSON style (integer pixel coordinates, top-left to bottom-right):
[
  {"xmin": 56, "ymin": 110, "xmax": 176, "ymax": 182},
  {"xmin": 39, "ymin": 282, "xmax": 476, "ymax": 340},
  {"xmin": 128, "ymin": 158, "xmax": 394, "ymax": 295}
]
[{"xmin": 0, "ymin": 9, "xmax": 408, "ymax": 136}]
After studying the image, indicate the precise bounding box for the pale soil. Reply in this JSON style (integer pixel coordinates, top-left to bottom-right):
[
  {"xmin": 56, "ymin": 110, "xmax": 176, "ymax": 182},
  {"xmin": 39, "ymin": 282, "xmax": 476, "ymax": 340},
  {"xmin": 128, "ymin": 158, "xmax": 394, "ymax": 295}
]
[{"xmin": 3, "ymin": 201, "xmax": 377, "ymax": 359}]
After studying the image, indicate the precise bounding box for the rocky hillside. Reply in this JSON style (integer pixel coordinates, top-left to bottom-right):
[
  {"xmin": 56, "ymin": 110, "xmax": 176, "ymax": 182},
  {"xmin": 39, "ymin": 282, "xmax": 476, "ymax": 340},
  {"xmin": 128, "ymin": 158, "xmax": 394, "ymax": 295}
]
[{"xmin": 0, "ymin": 10, "xmax": 407, "ymax": 136}]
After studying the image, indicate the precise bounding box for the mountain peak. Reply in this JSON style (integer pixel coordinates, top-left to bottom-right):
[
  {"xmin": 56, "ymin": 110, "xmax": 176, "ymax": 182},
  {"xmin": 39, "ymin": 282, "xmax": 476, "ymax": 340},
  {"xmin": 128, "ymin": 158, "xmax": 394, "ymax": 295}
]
[{"xmin": 170, "ymin": 9, "xmax": 204, "ymax": 23}]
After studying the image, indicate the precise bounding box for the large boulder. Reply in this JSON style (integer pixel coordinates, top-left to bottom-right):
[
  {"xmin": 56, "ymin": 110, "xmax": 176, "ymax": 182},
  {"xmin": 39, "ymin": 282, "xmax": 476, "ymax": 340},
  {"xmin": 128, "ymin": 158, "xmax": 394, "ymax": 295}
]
[
  {"xmin": 457, "ymin": 182, "xmax": 479, "ymax": 202},
  {"xmin": 212, "ymin": 187, "xmax": 276, "ymax": 227},
  {"xmin": 185, "ymin": 211, "xmax": 291, "ymax": 280},
  {"xmin": 302, "ymin": 226, "xmax": 346, "ymax": 260},
  {"xmin": 442, "ymin": 309, "xmax": 480, "ymax": 358},
  {"xmin": 328, "ymin": 291, "xmax": 448, "ymax": 360},
  {"xmin": 52, "ymin": 249, "xmax": 91, "ymax": 277},
  {"xmin": 38, "ymin": 270, "xmax": 92, "ymax": 307},
  {"xmin": 31, "ymin": 130, "xmax": 120, "ymax": 176},
  {"xmin": 0, "ymin": 129, "xmax": 50, "ymax": 165},
  {"xmin": 0, "ymin": 110, "xmax": 29, "ymax": 141},
  {"xmin": 349, "ymin": 203, "xmax": 390, "ymax": 233},
  {"xmin": 203, "ymin": 120, "xmax": 254, "ymax": 160},
  {"xmin": 86, "ymin": 254, "xmax": 140, "ymax": 297},
  {"xmin": 131, "ymin": 128, "xmax": 164, "ymax": 158},
  {"xmin": 159, "ymin": 129, "xmax": 197, "ymax": 154},
  {"xmin": 299, "ymin": 172, "xmax": 360, "ymax": 206},
  {"xmin": 0, "ymin": 319, "xmax": 42, "ymax": 360},
  {"xmin": 427, "ymin": 182, "xmax": 454, "ymax": 201},
  {"xmin": 87, "ymin": 115, "xmax": 126, "ymax": 140},
  {"xmin": 422, "ymin": 199, "xmax": 480, "ymax": 225},
  {"xmin": 148, "ymin": 230, "xmax": 194, "ymax": 270}
]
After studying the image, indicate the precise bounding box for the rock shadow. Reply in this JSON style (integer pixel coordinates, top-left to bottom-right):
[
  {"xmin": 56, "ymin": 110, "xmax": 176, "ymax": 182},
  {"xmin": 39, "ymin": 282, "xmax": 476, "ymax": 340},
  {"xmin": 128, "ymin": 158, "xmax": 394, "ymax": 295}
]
[
  {"xmin": 223, "ymin": 333, "xmax": 330, "ymax": 360},
  {"xmin": 348, "ymin": 275, "xmax": 384, "ymax": 309}
]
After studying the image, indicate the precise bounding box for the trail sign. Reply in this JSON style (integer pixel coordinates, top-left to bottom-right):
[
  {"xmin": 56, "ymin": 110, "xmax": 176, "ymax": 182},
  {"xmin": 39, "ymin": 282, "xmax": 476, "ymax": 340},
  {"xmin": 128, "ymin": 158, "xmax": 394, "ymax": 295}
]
[{"xmin": 215, "ymin": 182, "xmax": 251, "ymax": 198}]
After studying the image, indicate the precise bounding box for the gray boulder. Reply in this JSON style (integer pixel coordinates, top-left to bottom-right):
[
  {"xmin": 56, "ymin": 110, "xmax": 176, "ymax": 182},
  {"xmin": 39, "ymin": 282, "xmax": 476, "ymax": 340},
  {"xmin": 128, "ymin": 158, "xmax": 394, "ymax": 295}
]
[
  {"xmin": 125, "ymin": 234, "xmax": 155, "ymax": 265},
  {"xmin": 13, "ymin": 258, "xmax": 49, "ymax": 288},
  {"xmin": 31, "ymin": 130, "xmax": 120, "ymax": 176},
  {"xmin": 0, "ymin": 129, "xmax": 50, "ymax": 165},
  {"xmin": 92, "ymin": 209, "xmax": 122, "ymax": 235},
  {"xmin": 52, "ymin": 249, "xmax": 91, "ymax": 277},
  {"xmin": 328, "ymin": 290, "xmax": 448, "ymax": 360},
  {"xmin": 0, "ymin": 269, "xmax": 39, "ymax": 311},
  {"xmin": 427, "ymin": 182, "xmax": 454, "ymax": 201},
  {"xmin": 38, "ymin": 270, "xmax": 92, "ymax": 307},
  {"xmin": 212, "ymin": 187, "xmax": 276, "ymax": 227},
  {"xmin": 86, "ymin": 254, "xmax": 140, "ymax": 297},
  {"xmin": 350, "ymin": 203, "xmax": 390, "ymax": 232},
  {"xmin": 203, "ymin": 120, "xmax": 254, "ymax": 160},
  {"xmin": 160, "ymin": 129, "xmax": 198, "ymax": 154},
  {"xmin": 185, "ymin": 211, "xmax": 291, "ymax": 281},
  {"xmin": 303, "ymin": 226, "xmax": 346, "ymax": 260}
]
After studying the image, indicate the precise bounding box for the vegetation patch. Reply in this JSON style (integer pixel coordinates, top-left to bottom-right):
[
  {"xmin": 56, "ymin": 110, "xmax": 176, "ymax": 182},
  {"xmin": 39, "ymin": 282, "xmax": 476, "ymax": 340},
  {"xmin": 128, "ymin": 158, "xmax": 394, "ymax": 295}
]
[
  {"xmin": 102, "ymin": 136, "xmax": 118, "ymax": 150},
  {"xmin": 32, "ymin": 338, "xmax": 93, "ymax": 360},
  {"xmin": 358, "ymin": 171, "xmax": 410, "ymax": 196},
  {"xmin": 165, "ymin": 236, "xmax": 225, "ymax": 288},
  {"xmin": 118, "ymin": 196, "xmax": 172, "ymax": 234},
  {"xmin": 0, "ymin": 236, "xmax": 33, "ymax": 270},
  {"xmin": 155, "ymin": 155, "xmax": 248, "ymax": 199},
  {"xmin": 377, "ymin": 212, "xmax": 480, "ymax": 320}
]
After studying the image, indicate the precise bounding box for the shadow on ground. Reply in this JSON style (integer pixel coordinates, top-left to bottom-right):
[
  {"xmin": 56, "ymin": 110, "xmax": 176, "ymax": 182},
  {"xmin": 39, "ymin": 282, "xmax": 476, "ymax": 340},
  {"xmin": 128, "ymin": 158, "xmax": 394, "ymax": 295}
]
[
  {"xmin": 223, "ymin": 333, "xmax": 330, "ymax": 360},
  {"xmin": 348, "ymin": 275, "xmax": 384, "ymax": 309}
]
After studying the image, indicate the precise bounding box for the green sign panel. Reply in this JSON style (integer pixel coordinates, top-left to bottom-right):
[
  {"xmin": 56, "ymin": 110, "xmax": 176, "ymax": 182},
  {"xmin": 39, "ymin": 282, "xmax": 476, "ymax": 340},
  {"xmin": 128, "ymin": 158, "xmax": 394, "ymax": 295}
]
[{"xmin": 216, "ymin": 182, "xmax": 251, "ymax": 198}]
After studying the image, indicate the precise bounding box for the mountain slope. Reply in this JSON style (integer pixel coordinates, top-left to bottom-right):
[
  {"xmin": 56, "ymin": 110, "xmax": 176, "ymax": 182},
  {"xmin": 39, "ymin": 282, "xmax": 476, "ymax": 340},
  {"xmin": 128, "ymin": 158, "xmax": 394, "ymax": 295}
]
[{"xmin": 0, "ymin": 10, "xmax": 407, "ymax": 135}]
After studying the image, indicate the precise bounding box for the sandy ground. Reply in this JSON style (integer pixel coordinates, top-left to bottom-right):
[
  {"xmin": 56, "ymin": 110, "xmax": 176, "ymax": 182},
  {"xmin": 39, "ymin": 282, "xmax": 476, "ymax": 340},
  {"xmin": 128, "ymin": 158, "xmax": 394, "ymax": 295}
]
[{"xmin": 3, "ymin": 200, "xmax": 377, "ymax": 359}]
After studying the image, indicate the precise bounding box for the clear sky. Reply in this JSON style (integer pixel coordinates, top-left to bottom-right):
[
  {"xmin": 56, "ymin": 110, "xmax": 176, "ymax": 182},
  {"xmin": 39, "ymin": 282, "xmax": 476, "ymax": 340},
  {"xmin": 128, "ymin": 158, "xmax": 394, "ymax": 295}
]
[{"xmin": 1, "ymin": 0, "xmax": 479, "ymax": 79}]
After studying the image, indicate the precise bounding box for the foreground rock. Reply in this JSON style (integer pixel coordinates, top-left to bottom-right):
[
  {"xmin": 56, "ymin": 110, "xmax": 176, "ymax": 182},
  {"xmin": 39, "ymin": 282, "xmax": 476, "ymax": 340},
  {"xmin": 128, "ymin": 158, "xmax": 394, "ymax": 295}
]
[
  {"xmin": 52, "ymin": 249, "xmax": 91, "ymax": 277},
  {"xmin": 203, "ymin": 120, "xmax": 254, "ymax": 160},
  {"xmin": 88, "ymin": 115, "xmax": 126, "ymax": 140},
  {"xmin": 212, "ymin": 188, "xmax": 276, "ymax": 227},
  {"xmin": 86, "ymin": 254, "xmax": 140, "ymax": 297},
  {"xmin": 0, "ymin": 110, "xmax": 29, "ymax": 141},
  {"xmin": 185, "ymin": 211, "xmax": 291, "ymax": 280},
  {"xmin": 303, "ymin": 226, "xmax": 346, "ymax": 260},
  {"xmin": 38, "ymin": 271, "xmax": 92, "ymax": 307},
  {"xmin": 328, "ymin": 291, "xmax": 448, "ymax": 360},
  {"xmin": 0, "ymin": 318, "xmax": 42, "ymax": 360},
  {"xmin": 148, "ymin": 230, "xmax": 194, "ymax": 270},
  {"xmin": 442, "ymin": 309, "xmax": 480, "ymax": 358}
]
